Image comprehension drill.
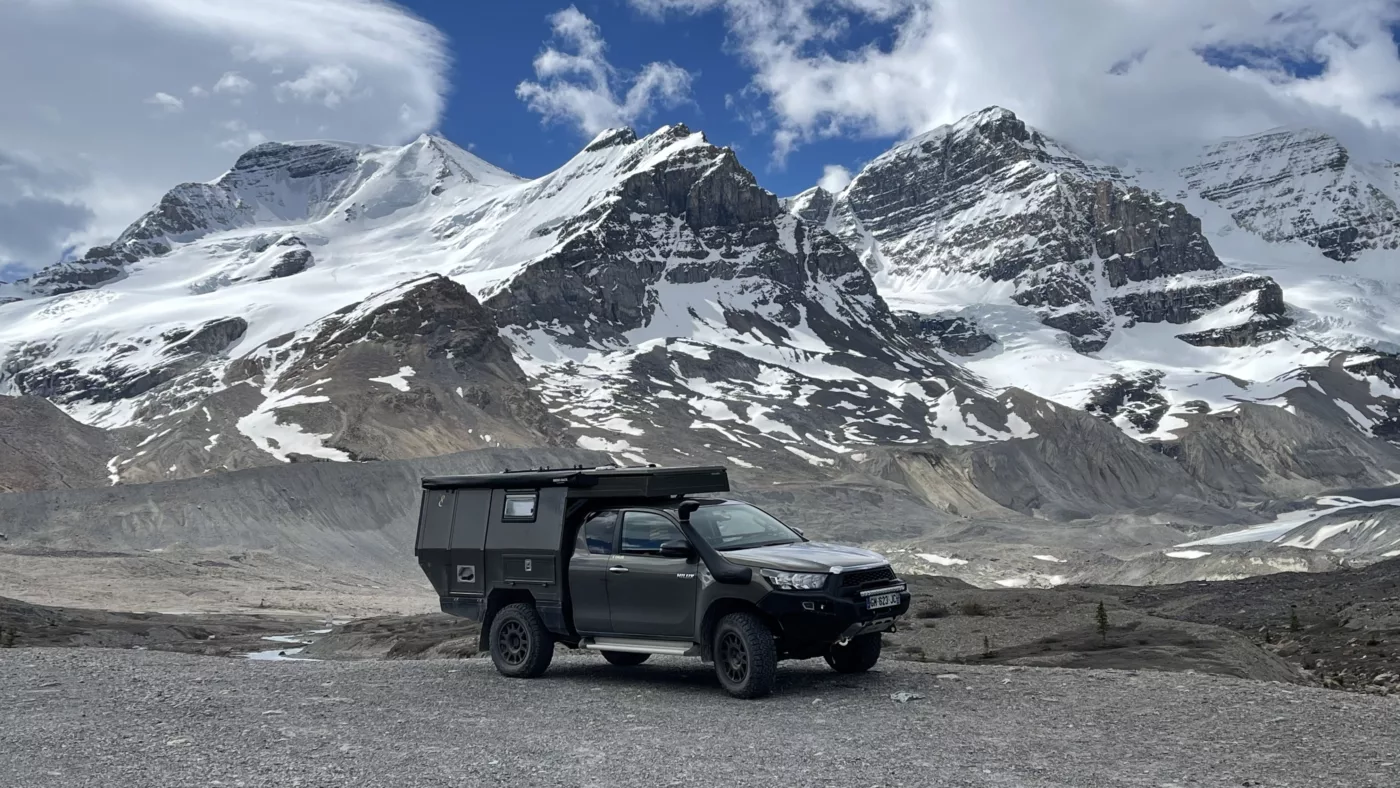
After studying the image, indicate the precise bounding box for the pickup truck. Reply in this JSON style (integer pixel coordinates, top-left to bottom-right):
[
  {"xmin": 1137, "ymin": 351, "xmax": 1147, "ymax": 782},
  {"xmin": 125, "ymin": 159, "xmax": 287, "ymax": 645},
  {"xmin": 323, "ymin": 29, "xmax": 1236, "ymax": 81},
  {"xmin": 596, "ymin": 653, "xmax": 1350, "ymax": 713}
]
[{"xmin": 413, "ymin": 464, "xmax": 911, "ymax": 698}]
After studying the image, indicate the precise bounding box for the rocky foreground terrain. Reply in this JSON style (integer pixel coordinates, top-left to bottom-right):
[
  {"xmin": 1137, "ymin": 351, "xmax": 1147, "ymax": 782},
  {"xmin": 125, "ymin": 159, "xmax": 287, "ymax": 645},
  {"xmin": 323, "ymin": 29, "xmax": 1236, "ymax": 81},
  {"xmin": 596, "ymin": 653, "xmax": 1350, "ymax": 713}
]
[
  {"xmin": 6, "ymin": 557, "xmax": 1395, "ymax": 696},
  {"xmin": 3, "ymin": 649, "xmax": 1397, "ymax": 788}
]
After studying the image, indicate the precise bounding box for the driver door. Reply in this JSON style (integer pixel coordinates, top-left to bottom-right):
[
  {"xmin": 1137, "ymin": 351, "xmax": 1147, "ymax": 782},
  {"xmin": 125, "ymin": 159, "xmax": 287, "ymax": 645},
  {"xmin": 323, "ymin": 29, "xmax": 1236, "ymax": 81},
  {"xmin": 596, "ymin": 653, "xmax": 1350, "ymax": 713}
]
[{"xmin": 605, "ymin": 510, "xmax": 698, "ymax": 639}]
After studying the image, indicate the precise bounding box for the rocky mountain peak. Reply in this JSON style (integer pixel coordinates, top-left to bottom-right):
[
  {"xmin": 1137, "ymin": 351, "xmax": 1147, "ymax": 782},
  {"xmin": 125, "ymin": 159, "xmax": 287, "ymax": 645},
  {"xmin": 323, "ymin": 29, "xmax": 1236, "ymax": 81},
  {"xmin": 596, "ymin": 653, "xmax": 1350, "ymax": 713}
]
[
  {"xmin": 584, "ymin": 127, "xmax": 639, "ymax": 152},
  {"xmin": 945, "ymin": 104, "xmax": 1034, "ymax": 144},
  {"xmin": 783, "ymin": 186, "xmax": 835, "ymax": 225},
  {"xmin": 229, "ymin": 140, "xmax": 364, "ymax": 179},
  {"xmin": 1181, "ymin": 127, "xmax": 1400, "ymax": 262},
  {"xmin": 878, "ymin": 106, "xmax": 1111, "ymax": 184},
  {"xmin": 10, "ymin": 134, "xmax": 523, "ymax": 300},
  {"xmin": 826, "ymin": 107, "xmax": 1281, "ymax": 350}
]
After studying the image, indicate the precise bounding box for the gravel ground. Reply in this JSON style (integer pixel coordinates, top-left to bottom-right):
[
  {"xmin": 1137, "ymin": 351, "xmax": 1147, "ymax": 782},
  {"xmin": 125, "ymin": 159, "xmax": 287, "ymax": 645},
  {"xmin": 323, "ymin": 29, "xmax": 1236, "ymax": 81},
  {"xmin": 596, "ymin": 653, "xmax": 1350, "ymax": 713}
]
[{"xmin": 2, "ymin": 649, "xmax": 1397, "ymax": 787}]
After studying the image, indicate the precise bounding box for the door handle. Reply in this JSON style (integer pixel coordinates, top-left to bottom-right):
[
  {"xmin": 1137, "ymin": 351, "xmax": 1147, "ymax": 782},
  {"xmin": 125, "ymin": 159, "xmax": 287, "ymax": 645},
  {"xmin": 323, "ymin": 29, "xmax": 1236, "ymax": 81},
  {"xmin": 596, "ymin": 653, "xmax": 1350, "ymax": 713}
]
[{"xmin": 608, "ymin": 566, "xmax": 629, "ymax": 573}]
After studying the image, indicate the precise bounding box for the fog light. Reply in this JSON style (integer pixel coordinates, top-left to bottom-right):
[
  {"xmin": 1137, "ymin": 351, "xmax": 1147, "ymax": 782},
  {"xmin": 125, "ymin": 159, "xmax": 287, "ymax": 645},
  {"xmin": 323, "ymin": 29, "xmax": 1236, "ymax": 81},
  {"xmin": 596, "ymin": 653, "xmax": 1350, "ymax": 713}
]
[{"xmin": 802, "ymin": 601, "xmax": 815, "ymax": 611}]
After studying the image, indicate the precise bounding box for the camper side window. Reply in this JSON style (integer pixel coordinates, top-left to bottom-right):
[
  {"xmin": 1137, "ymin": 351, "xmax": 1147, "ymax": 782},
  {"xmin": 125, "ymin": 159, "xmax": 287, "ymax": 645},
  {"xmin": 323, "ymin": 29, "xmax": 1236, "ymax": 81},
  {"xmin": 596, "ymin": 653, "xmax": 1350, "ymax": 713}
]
[{"xmin": 502, "ymin": 491, "xmax": 538, "ymax": 521}]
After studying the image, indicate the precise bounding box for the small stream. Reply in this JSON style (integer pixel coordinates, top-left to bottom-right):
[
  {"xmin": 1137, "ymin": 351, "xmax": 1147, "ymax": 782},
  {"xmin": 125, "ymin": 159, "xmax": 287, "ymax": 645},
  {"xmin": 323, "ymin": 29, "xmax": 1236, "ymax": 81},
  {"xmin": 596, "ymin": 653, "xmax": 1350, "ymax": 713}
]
[{"xmin": 242, "ymin": 627, "xmax": 334, "ymax": 661}]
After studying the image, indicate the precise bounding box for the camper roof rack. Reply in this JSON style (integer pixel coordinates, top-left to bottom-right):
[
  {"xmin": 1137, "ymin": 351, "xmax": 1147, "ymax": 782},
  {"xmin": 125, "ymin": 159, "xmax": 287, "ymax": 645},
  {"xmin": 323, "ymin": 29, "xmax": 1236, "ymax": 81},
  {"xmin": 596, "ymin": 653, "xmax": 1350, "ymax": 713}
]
[{"xmin": 421, "ymin": 464, "xmax": 728, "ymax": 499}]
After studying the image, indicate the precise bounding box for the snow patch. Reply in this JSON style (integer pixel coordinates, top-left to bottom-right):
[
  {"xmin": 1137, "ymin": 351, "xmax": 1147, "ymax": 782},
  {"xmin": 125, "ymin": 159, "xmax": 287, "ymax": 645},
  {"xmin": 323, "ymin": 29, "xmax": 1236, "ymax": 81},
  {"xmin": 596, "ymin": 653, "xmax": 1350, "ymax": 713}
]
[
  {"xmin": 235, "ymin": 384, "xmax": 352, "ymax": 463},
  {"xmin": 368, "ymin": 366, "xmax": 415, "ymax": 392},
  {"xmin": 916, "ymin": 553, "xmax": 969, "ymax": 566}
]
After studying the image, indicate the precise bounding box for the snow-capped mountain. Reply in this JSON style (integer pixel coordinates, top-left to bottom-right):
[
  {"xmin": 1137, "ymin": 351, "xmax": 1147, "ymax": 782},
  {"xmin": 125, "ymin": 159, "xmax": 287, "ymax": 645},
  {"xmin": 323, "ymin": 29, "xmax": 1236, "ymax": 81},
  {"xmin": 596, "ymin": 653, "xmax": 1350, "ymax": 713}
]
[
  {"xmin": 0, "ymin": 124, "xmax": 1044, "ymax": 491},
  {"xmin": 789, "ymin": 108, "xmax": 1400, "ymax": 478},
  {"xmin": 812, "ymin": 107, "xmax": 1285, "ymax": 354},
  {"xmin": 1180, "ymin": 128, "xmax": 1400, "ymax": 263},
  {"xmin": 7, "ymin": 111, "xmax": 1400, "ymax": 547}
]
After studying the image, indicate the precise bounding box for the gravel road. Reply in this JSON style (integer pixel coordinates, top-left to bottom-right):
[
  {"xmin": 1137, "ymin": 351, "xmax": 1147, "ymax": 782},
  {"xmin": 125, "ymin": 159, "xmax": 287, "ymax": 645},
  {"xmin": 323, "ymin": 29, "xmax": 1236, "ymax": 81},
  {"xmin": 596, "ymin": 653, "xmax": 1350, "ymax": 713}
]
[{"xmin": 2, "ymin": 649, "xmax": 1396, "ymax": 788}]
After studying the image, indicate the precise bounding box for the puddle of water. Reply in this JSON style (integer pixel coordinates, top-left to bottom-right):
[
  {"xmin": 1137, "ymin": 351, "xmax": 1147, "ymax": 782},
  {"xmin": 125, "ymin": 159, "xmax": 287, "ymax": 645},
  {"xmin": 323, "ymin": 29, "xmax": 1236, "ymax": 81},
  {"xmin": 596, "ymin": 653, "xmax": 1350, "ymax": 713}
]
[{"xmin": 245, "ymin": 646, "xmax": 317, "ymax": 662}]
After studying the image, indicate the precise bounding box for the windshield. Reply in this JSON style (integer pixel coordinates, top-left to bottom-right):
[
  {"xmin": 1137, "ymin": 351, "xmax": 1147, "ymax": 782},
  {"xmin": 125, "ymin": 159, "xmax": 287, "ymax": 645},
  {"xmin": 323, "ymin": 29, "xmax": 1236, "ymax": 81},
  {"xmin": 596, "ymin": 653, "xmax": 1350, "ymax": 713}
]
[{"xmin": 688, "ymin": 503, "xmax": 802, "ymax": 551}]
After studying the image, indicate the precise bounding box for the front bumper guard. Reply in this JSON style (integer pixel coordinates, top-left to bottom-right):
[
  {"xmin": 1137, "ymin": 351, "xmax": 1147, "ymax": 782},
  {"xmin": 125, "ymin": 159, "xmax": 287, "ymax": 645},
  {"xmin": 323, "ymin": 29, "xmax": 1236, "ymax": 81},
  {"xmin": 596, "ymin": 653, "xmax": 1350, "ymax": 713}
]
[{"xmin": 836, "ymin": 616, "xmax": 896, "ymax": 645}]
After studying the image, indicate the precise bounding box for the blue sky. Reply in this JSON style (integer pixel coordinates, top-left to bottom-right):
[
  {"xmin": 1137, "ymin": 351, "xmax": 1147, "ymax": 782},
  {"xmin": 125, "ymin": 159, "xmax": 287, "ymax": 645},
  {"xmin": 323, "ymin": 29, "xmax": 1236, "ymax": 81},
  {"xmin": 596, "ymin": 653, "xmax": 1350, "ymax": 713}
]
[{"xmin": 396, "ymin": 0, "xmax": 892, "ymax": 197}]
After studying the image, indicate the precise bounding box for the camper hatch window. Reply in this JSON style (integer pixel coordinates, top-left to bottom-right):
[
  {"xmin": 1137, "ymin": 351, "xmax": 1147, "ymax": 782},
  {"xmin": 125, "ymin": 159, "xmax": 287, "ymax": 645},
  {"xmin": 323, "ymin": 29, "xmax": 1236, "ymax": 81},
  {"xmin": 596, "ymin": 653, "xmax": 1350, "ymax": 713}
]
[{"xmin": 502, "ymin": 491, "xmax": 538, "ymax": 521}]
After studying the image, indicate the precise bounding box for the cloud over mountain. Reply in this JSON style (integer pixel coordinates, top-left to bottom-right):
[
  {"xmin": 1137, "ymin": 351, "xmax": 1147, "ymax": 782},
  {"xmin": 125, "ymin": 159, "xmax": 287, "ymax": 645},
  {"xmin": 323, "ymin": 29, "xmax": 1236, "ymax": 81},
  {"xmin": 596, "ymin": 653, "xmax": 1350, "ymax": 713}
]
[
  {"xmin": 0, "ymin": 0, "xmax": 450, "ymax": 275},
  {"xmin": 636, "ymin": 0, "xmax": 1400, "ymax": 162}
]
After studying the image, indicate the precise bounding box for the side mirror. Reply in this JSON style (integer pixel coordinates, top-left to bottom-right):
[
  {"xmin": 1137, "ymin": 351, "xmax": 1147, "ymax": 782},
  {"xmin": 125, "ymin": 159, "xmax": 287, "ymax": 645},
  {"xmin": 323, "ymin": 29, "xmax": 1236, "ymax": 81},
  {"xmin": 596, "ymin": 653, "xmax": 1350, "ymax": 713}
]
[
  {"xmin": 791, "ymin": 527, "xmax": 805, "ymax": 537},
  {"xmin": 659, "ymin": 539, "xmax": 694, "ymax": 559}
]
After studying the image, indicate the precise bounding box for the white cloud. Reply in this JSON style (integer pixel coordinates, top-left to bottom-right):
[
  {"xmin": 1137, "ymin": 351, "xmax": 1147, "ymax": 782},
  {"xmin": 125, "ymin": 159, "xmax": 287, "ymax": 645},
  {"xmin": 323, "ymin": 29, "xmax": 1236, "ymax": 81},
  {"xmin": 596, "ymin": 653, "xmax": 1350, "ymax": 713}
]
[
  {"xmin": 0, "ymin": 0, "xmax": 449, "ymax": 275},
  {"xmin": 145, "ymin": 92, "xmax": 184, "ymax": 113},
  {"xmin": 518, "ymin": 6, "xmax": 694, "ymax": 136},
  {"xmin": 217, "ymin": 119, "xmax": 269, "ymax": 152},
  {"xmin": 816, "ymin": 163, "xmax": 851, "ymax": 192},
  {"xmin": 275, "ymin": 64, "xmax": 361, "ymax": 107},
  {"xmin": 212, "ymin": 71, "xmax": 255, "ymax": 95},
  {"xmin": 637, "ymin": 0, "xmax": 1400, "ymax": 163}
]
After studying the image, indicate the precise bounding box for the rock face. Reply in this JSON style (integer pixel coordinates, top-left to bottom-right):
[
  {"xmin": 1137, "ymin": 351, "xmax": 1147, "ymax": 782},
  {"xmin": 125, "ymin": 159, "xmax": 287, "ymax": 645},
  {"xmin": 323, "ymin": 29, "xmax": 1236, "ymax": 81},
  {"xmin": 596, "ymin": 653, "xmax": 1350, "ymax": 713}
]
[
  {"xmin": 782, "ymin": 186, "xmax": 835, "ymax": 224},
  {"xmin": 825, "ymin": 108, "xmax": 1284, "ymax": 350},
  {"xmin": 1181, "ymin": 129, "xmax": 1400, "ymax": 262},
  {"xmin": 1082, "ymin": 371, "xmax": 1169, "ymax": 435},
  {"xmin": 1175, "ymin": 311, "xmax": 1294, "ymax": 348},
  {"xmin": 896, "ymin": 312, "xmax": 997, "ymax": 355},
  {"xmin": 855, "ymin": 390, "xmax": 1236, "ymax": 522},
  {"xmin": 111, "ymin": 275, "xmax": 569, "ymax": 484},
  {"xmin": 3, "ymin": 315, "xmax": 247, "ymax": 415},
  {"xmin": 0, "ymin": 396, "xmax": 126, "ymax": 492},
  {"xmin": 1170, "ymin": 399, "xmax": 1400, "ymax": 501},
  {"xmin": 479, "ymin": 125, "xmax": 1031, "ymax": 478}
]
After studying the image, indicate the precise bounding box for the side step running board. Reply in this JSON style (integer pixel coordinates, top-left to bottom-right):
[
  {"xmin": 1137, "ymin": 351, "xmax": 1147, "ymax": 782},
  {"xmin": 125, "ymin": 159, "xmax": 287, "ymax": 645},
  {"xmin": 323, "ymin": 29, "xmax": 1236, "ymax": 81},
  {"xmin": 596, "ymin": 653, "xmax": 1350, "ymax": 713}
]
[{"xmin": 582, "ymin": 637, "xmax": 700, "ymax": 657}]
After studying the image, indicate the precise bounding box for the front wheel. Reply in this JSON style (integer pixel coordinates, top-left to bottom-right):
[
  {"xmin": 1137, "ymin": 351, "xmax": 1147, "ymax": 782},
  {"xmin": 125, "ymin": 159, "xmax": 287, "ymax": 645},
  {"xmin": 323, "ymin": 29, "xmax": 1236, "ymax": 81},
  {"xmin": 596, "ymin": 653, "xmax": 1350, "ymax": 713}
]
[
  {"xmin": 713, "ymin": 612, "xmax": 778, "ymax": 699},
  {"xmin": 824, "ymin": 633, "xmax": 882, "ymax": 673},
  {"xmin": 489, "ymin": 603, "xmax": 555, "ymax": 678},
  {"xmin": 600, "ymin": 651, "xmax": 649, "ymax": 667}
]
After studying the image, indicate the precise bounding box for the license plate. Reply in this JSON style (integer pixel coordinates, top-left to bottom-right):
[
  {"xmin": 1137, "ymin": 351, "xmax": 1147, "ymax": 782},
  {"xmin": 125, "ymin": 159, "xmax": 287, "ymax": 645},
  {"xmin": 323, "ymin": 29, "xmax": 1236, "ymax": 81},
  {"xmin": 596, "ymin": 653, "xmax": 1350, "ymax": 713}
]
[{"xmin": 866, "ymin": 592, "xmax": 900, "ymax": 609}]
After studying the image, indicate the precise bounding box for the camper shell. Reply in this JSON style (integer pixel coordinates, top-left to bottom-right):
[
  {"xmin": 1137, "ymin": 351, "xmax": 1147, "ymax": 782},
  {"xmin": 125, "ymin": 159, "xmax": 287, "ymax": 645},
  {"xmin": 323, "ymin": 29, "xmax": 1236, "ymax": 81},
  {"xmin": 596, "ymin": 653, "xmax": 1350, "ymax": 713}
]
[{"xmin": 413, "ymin": 464, "xmax": 910, "ymax": 698}]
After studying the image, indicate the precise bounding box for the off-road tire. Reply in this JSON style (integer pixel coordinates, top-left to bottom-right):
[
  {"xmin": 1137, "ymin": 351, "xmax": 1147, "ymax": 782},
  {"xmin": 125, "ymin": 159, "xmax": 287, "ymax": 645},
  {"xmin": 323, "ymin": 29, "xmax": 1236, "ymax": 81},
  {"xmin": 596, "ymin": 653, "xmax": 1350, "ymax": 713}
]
[
  {"xmin": 824, "ymin": 633, "xmax": 882, "ymax": 673},
  {"xmin": 489, "ymin": 603, "xmax": 554, "ymax": 678},
  {"xmin": 713, "ymin": 612, "xmax": 778, "ymax": 699},
  {"xmin": 600, "ymin": 651, "xmax": 650, "ymax": 667}
]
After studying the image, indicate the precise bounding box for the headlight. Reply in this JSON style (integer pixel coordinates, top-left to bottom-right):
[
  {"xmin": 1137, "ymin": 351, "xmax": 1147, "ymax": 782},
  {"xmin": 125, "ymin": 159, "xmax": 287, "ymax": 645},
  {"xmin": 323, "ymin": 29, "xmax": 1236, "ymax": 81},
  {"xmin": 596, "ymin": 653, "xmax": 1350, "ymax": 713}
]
[{"xmin": 760, "ymin": 568, "xmax": 827, "ymax": 590}]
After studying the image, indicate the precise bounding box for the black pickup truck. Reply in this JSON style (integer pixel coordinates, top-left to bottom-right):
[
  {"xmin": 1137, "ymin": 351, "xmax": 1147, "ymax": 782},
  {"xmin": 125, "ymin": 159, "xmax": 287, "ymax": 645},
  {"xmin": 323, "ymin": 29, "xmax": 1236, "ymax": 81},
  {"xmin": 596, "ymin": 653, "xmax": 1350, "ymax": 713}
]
[{"xmin": 413, "ymin": 464, "xmax": 910, "ymax": 698}]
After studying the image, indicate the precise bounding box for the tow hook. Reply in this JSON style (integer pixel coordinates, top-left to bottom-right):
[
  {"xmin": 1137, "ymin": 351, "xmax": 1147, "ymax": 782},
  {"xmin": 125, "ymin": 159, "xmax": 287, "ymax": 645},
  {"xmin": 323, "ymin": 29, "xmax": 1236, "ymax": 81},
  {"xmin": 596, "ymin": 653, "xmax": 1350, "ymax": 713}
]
[{"xmin": 836, "ymin": 636, "xmax": 851, "ymax": 647}]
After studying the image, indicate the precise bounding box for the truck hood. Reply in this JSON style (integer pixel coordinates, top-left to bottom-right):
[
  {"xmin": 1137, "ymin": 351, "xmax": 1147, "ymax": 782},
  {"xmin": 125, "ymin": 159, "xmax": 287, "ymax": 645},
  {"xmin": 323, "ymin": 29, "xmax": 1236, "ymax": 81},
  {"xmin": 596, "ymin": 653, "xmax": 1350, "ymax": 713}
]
[{"xmin": 721, "ymin": 541, "xmax": 887, "ymax": 573}]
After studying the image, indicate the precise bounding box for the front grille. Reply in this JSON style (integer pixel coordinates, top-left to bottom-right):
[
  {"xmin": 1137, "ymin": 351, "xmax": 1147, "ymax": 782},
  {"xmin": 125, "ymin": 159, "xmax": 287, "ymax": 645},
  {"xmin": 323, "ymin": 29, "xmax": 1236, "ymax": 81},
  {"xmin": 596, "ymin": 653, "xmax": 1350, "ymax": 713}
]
[{"xmin": 839, "ymin": 565, "xmax": 896, "ymax": 588}]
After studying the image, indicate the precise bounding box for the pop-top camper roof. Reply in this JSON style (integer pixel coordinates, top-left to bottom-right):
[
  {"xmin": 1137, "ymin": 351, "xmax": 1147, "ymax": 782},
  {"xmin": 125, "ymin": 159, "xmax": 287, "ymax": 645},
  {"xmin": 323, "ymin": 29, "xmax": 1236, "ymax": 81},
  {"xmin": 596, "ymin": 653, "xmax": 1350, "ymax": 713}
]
[{"xmin": 420, "ymin": 464, "xmax": 730, "ymax": 499}]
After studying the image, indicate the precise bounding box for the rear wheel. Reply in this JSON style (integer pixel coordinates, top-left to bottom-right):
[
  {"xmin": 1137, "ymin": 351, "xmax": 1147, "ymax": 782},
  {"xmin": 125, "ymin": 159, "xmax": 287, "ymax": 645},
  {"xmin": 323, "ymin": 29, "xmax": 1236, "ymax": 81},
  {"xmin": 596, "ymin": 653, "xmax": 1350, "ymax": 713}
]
[
  {"xmin": 600, "ymin": 651, "xmax": 650, "ymax": 667},
  {"xmin": 824, "ymin": 633, "xmax": 882, "ymax": 674},
  {"xmin": 713, "ymin": 612, "xmax": 777, "ymax": 699},
  {"xmin": 489, "ymin": 603, "xmax": 554, "ymax": 678}
]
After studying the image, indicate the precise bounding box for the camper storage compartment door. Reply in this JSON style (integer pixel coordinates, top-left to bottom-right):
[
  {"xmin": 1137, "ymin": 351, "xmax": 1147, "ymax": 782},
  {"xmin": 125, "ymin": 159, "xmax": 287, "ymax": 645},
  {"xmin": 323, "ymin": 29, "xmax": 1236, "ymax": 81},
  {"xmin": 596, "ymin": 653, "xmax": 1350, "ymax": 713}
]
[
  {"xmin": 448, "ymin": 489, "xmax": 490, "ymax": 595},
  {"xmin": 415, "ymin": 489, "xmax": 455, "ymax": 596},
  {"xmin": 483, "ymin": 486, "xmax": 567, "ymax": 606}
]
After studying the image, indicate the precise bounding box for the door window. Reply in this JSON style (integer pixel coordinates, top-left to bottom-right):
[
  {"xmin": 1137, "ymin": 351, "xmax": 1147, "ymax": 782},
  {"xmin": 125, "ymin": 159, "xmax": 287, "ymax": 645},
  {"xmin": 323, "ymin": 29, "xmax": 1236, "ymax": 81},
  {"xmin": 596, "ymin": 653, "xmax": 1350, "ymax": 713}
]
[
  {"xmin": 576, "ymin": 511, "xmax": 618, "ymax": 555},
  {"xmin": 620, "ymin": 511, "xmax": 683, "ymax": 556}
]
